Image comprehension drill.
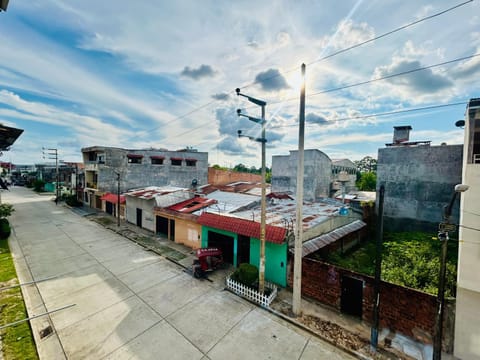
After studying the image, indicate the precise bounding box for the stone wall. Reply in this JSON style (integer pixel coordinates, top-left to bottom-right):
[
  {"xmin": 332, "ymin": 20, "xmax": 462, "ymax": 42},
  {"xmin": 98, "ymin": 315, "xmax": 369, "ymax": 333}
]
[
  {"xmin": 289, "ymin": 257, "xmax": 455, "ymax": 351},
  {"xmin": 376, "ymin": 144, "xmax": 463, "ymax": 232}
]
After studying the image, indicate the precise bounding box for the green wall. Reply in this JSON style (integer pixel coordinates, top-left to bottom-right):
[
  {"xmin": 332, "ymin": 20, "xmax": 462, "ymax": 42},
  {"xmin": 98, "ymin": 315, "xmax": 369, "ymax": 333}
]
[
  {"xmin": 201, "ymin": 226, "xmax": 287, "ymax": 287},
  {"xmin": 249, "ymin": 238, "xmax": 287, "ymax": 287}
]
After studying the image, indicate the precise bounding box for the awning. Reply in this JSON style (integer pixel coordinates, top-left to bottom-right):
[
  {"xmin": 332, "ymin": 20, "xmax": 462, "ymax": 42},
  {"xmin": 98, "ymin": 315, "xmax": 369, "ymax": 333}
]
[
  {"xmin": 100, "ymin": 193, "xmax": 126, "ymax": 204},
  {"xmin": 295, "ymin": 220, "xmax": 366, "ymax": 257},
  {"xmin": 127, "ymin": 154, "xmax": 143, "ymax": 158},
  {"xmin": 150, "ymin": 155, "xmax": 165, "ymax": 159}
]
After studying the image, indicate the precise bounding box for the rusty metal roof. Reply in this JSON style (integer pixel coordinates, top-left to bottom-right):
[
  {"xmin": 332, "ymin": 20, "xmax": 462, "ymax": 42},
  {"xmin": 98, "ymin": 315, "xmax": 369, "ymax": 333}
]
[{"xmin": 297, "ymin": 220, "xmax": 366, "ymax": 257}]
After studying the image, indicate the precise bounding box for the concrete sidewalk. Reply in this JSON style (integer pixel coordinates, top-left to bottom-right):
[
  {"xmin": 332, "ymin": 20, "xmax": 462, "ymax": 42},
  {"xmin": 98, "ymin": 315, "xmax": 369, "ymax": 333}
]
[{"xmin": 5, "ymin": 187, "xmax": 356, "ymax": 360}]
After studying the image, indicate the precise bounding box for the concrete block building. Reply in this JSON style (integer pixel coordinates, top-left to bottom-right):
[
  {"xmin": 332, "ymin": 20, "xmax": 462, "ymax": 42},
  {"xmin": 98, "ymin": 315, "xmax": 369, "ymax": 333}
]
[
  {"xmin": 376, "ymin": 127, "xmax": 463, "ymax": 231},
  {"xmin": 81, "ymin": 146, "xmax": 208, "ymax": 209},
  {"xmin": 271, "ymin": 149, "xmax": 356, "ymax": 201},
  {"xmin": 455, "ymin": 98, "xmax": 480, "ymax": 360}
]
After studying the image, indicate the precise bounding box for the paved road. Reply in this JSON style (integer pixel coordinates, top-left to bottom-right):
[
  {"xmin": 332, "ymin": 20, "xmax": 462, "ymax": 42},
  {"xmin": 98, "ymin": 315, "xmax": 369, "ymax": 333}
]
[{"xmin": 5, "ymin": 187, "xmax": 354, "ymax": 360}]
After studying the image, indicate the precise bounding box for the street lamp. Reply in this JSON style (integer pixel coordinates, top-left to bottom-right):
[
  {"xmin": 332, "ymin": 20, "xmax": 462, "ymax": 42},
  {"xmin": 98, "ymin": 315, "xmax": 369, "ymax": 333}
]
[
  {"xmin": 236, "ymin": 88, "xmax": 267, "ymax": 294},
  {"xmin": 433, "ymin": 183, "xmax": 469, "ymax": 360}
]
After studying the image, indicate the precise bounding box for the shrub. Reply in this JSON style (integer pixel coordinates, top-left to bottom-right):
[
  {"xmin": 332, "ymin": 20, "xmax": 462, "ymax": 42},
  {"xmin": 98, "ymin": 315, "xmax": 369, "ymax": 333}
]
[
  {"xmin": 32, "ymin": 179, "xmax": 46, "ymax": 192},
  {"xmin": 0, "ymin": 203, "xmax": 14, "ymax": 218},
  {"xmin": 0, "ymin": 218, "xmax": 11, "ymax": 239},
  {"xmin": 65, "ymin": 195, "xmax": 82, "ymax": 207},
  {"xmin": 232, "ymin": 263, "xmax": 259, "ymax": 287}
]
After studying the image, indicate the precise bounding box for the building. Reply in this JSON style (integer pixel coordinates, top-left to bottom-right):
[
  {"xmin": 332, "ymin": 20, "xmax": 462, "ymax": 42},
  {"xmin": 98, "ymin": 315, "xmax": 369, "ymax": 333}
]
[
  {"xmin": 271, "ymin": 149, "xmax": 356, "ymax": 202},
  {"xmin": 454, "ymin": 98, "xmax": 480, "ymax": 360},
  {"xmin": 376, "ymin": 126, "xmax": 463, "ymax": 231},
  {"xmin": 81, "ymin": 146, "xmax": 208, "ymax": 209}
]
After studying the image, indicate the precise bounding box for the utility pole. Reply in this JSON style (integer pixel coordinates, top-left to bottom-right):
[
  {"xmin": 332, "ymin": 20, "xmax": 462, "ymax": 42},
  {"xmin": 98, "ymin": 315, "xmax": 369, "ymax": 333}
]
[
  {"xmin": 116, "ymin": 172, "xmax": 121, "ymax": 227},
  {"xmin": 43, "ymin": 148, "xmax": 59, "ymax": 204},
  {"xmin": 293, "ymin": 63, "xmax": 306, "ymax": 315},
  {"xmin": 433, "ymin": 184, "xmax": 469, "ymax": 360},
  {"xmin": 371, "ymin": 184, "xmax": 385, "ymax": 351},
  {"xmin": 236, "ymin": 88, "xmax": 267, "ymax": 293}
]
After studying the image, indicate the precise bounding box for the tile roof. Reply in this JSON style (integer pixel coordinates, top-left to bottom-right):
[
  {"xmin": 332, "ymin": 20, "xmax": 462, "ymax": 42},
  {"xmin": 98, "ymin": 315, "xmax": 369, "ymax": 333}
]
[{"xmin": 197, "ymin": 212, "xmax": 286, "ymax": 244}]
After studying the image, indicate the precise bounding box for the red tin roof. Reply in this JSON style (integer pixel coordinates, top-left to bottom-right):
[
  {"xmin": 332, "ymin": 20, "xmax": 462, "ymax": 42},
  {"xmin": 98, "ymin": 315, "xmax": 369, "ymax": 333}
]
[
  {"xmin": 197, "ymin": 212, "xmax": 286, "ymax": 244},
  {"xmin": 100, "ymin": 193, "xmax": 126, "ymax": 204},
  {"xmin": 168, "ymin": 197, "xmax": 217, "ymax": 213}
]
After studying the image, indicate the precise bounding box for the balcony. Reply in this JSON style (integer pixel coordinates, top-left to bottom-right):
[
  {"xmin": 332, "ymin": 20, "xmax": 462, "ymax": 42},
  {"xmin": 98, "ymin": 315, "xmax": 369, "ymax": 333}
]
[
  {"xmin": 84, "ymin": 163, "xmax": 99, "ymax": 171},
  {"xmin": 86, "ymin": 182, "xmax": 98, "ymax": 190}
]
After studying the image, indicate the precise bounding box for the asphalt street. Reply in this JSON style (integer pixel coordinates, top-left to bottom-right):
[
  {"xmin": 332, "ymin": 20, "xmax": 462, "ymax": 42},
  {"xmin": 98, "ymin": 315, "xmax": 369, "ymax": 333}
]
[{"xmin": 5, "ymin": 187, "xmax": 355, "ymax": 360}]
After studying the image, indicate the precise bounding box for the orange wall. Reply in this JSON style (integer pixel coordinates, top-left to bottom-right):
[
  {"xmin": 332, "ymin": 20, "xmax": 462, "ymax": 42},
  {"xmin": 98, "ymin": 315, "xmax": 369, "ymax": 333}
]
[{"xmin": 208, "ymin": 167, "xmax": 262, "ymax": 185}]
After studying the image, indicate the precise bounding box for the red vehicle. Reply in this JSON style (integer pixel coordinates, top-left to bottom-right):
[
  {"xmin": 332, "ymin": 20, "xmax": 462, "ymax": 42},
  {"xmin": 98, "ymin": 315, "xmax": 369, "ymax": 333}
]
[{"xmin": 192, "ymin": 247, "xmax": 224, "ymax": 278}]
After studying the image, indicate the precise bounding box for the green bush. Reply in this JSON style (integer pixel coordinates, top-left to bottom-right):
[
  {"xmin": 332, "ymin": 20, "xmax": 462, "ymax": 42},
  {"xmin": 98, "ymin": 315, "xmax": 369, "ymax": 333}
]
[
  {"xmin": 232, "ymin": 263, "xmax": 258, "ymax": 287},
  {"xmin": 32, "ymin": 179, "xmax": 46, "ymax": 192},
  {"xmin": 65, "ymin": 195, "xmax": 82, "ymax": 207},
  {"xmin": 0, "ymin": 218, "xmax": 11, "ymax": 239}
]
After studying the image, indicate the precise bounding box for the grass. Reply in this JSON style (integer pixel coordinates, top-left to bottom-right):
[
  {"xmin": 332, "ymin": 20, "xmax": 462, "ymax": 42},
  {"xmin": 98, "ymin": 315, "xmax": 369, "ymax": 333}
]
[
  {"xmin": 316, "ymin": 231, "xmax": 458, "ymax": 297},
  {"xmin": 0, "ymin": 237, "xmax": 39, "ymax": 360}
]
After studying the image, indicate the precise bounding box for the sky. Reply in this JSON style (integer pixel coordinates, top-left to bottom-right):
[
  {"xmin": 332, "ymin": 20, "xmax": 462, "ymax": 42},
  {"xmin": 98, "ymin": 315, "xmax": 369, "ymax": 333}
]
[{"xmin": 1, "ymin": 0, "xmax": 479, "ymax": 167}]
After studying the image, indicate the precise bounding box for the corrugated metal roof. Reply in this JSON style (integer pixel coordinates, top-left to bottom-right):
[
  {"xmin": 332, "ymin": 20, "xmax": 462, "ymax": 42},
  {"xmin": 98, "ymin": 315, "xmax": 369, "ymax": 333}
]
[
  {"xmin": 197, "ymin": 212, "xmax": 286, "ymax": 244},
  {"xmin": 298, "ymin": 220, "xmax": 366, "ymax": 257},
  {"xmin": 100, "ymin": 193, "xmax": 126, "ymax": 204}
]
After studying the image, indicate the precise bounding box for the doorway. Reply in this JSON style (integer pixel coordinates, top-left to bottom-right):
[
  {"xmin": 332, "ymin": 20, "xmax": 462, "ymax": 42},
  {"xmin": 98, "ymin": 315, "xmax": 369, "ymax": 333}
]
[
  {"xmin": 136, "ymin": 208, "xmax": 142, "ymax": 227},
  {"xmin": 207, "ymin": 231, "xmax": 234, "ymax": 264},
  {"xmin": 340, "ymin": 276, "xmax": 363, "ymax": 317},
  {"xmin": 237, "ymin": 235, "xmax": 250, "ymax": 265}
]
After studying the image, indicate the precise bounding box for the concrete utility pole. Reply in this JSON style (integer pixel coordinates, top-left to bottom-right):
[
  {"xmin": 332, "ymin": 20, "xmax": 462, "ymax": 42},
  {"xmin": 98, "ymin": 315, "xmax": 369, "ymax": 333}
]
[
  {"xmin": 116, "ymin": 172, "xmax": 121, "ymax": 227},
  {"xmin": 293, "ymin": 63, "xmax": 306, "ymax": 316},
  {"xmin": 371, "ymin": 184, "xmax": 385, "ymax": 351},
  {"xmin": 44, "ymin": 148, "xmax": 59, "ymax": 205},
  {"xmin": 433, "ymin": 184, "xmax": 469, "ymax": 360},
  {"xmin": 236, "ymin": 88, "xmax": 267, "ymax": 293}
]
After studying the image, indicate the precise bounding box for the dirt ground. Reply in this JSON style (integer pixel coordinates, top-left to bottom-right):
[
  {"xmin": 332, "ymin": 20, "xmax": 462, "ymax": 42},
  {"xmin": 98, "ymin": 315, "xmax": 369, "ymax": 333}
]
[{"xmin": 271, "ymin": 301, "xmax": 414, "ymax": 360}]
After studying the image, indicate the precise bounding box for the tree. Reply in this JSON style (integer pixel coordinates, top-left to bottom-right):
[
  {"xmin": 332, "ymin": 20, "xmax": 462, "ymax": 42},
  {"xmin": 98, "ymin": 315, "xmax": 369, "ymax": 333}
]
[
  {"xmin": 356, "ymin": 172, "xmax": 376, "ymax": 191},
  {"xmin": 354, "ymin": 156, "xmax": 377, "ymax": 173}
]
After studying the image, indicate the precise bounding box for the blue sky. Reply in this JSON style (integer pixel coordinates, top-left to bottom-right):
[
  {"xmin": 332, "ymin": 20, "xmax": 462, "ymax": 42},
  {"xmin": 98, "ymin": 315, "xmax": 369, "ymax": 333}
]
[{"xmin": 1, "ymin": 0, "xmax": 479, "ymax": 167}]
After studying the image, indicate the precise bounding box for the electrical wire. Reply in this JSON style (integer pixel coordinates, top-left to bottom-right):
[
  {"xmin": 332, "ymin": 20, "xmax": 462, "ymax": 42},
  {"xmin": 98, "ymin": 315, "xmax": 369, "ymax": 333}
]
[
  {"xmin": 126, "ymin": 0, "xmax": 474, "ymax": 144},
  {"xmin": 268, "ymin": 102, "xmax": 467, "ymax": 129},
  {"xmin": 239, "ymin": 0, "xmax": 474, "ymax": 91}
]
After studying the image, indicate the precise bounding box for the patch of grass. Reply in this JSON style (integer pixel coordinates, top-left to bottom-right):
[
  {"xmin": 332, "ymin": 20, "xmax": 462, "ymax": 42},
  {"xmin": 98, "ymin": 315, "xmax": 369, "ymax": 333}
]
[{"xmin": 0, "ymin": 238, "xmax": 39, "ymax": 360}]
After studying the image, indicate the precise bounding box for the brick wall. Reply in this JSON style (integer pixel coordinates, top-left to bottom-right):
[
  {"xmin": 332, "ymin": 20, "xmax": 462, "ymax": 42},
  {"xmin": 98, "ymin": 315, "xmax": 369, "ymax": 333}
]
[
  {"xmin": 290, "ymin": 257, "xmax": 454, "ymax": 349},
  {"xmin": 208, "ymin": 167, "xmax": 262, "ymax": 185}
]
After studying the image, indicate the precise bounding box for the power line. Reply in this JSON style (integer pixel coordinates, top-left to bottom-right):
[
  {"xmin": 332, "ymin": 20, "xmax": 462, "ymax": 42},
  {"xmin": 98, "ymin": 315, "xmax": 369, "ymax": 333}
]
[
  {"xmin": 268, "ymin": 102, "xmax": 467, "ymax": 129},
  {"xmin": 240, "ymin": 0, "xmax": 473, "ymax": 91},
  {"xmin": 245, "ymin": 53, "xmax": 479, "ymax": 111},
  {"xmin": 127, "ymin": 0, "xmax": 473, "ymax": 144}
]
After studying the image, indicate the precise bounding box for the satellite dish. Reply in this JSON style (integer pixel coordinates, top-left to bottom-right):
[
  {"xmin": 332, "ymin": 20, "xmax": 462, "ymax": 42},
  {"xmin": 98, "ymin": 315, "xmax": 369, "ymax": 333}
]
[
  {"xmin": 455, "ymin": 120, "xmax": 465, "ymax": 128},
  {"xmin": 191, "ymin": 179, "xmax": 198, "ymax": 187}
]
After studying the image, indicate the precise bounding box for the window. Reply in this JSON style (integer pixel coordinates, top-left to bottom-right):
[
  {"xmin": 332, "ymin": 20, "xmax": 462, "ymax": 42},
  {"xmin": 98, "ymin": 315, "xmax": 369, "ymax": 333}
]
[
  {"xmin": 171, "ymin": 158, "xmax": 182, "ymax": 166},
  {"xmin": 150, "ymin": 156, "xmax": 164, "ymax": 165},
  {"xmin": 186, "ymin": 159, "xmax": 197, "ymax": 167},
  {"xmin": 97, "ymin": 154, "xmax": 105, "ymax": 164},
  {"xmin": 88, "ymin": 152, "xmax": 96, "ymax": 161},
  {"xmin": 127, "ymin": 154, "xmax": 143, "ymax": 164}
]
